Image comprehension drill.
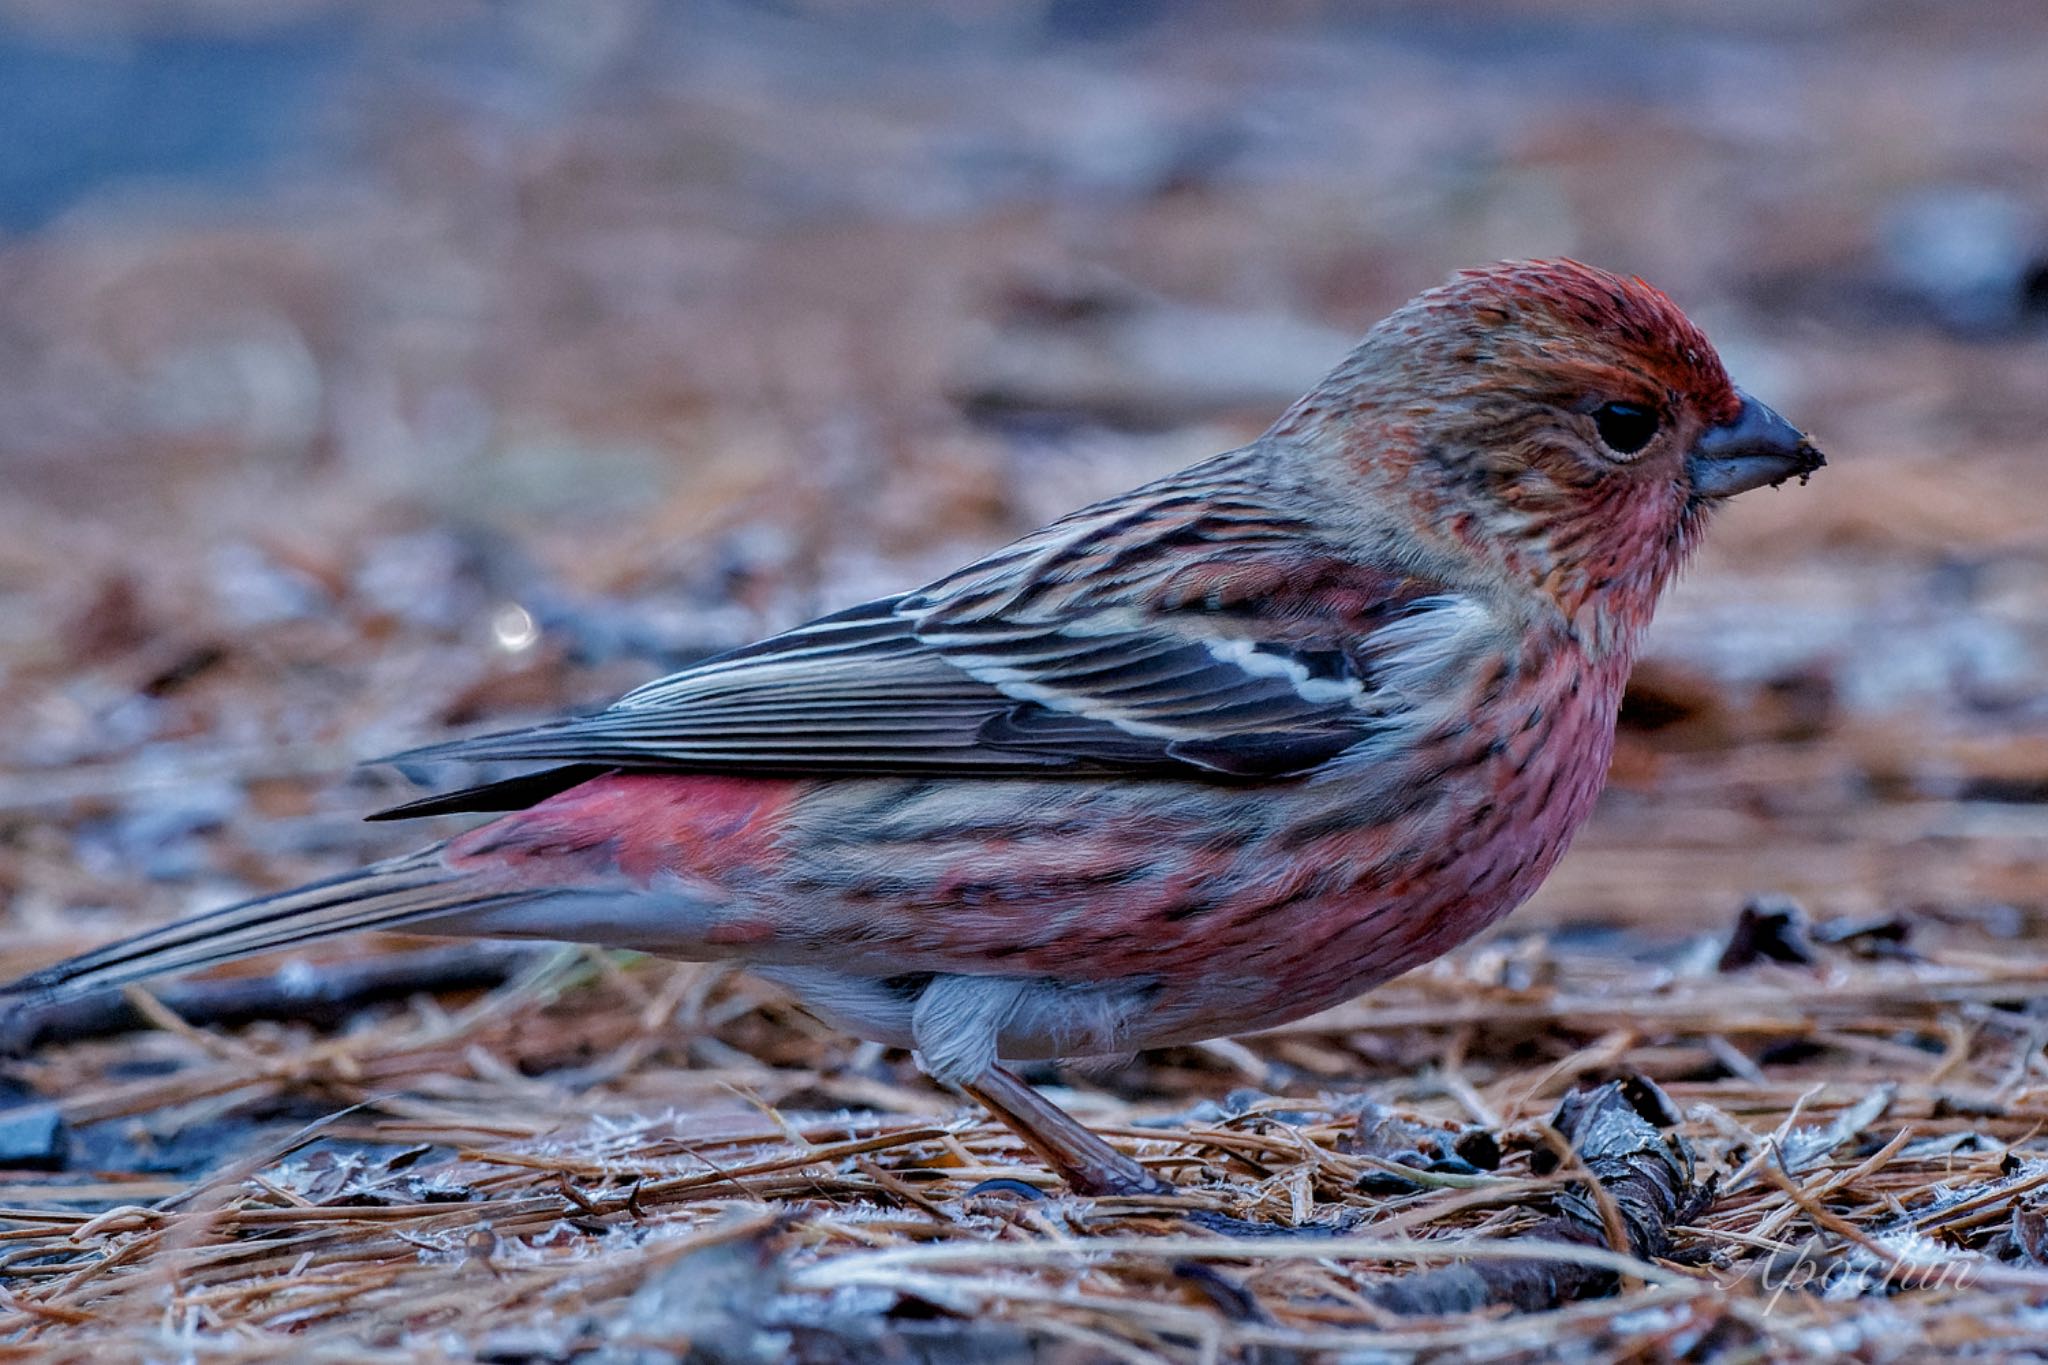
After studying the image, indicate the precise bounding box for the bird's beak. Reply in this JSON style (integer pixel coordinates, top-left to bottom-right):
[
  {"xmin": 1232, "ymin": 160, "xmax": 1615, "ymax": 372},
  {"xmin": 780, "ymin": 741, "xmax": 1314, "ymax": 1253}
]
[{"xmin": 1687, "ymin": 391, "xmax": 1826, "ymax": 499}]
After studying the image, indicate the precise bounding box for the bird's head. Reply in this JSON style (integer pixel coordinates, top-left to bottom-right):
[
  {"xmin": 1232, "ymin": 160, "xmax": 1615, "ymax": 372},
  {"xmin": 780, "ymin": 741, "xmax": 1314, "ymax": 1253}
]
[{"xmin": 1276, "ymin": 259, "xmax": 1824, "ymax": 648}]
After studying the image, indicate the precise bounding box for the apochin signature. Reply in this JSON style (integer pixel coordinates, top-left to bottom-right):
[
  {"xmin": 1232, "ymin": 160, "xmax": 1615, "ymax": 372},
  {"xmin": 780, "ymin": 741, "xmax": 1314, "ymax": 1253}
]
[{"xmin": 1726, "ymin": 1234, "xmax": 1979, "ymax": 1312}]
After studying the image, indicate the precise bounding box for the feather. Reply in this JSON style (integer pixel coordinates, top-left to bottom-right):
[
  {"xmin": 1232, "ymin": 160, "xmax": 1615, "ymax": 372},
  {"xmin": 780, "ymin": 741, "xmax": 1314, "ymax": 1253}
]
[
  {"xmin": 4, "ymin": 849, "xmax": 535, "ymax": 1003},
  {"xmin": 377, "ymin": 456, "xmax": 1486, "ymax": 792}
]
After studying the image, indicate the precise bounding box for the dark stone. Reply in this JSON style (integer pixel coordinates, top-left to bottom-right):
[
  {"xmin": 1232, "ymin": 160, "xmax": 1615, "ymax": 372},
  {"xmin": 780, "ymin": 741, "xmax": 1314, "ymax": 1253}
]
[{"xmin": 0, "ymin": 1101, "xmax": 68, "ymax": 1170}]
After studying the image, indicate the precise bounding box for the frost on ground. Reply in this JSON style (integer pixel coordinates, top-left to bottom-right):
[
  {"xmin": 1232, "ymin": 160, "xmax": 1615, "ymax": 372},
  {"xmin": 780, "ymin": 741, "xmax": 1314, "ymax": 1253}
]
[{"xmin": 5, "ymin": 2, "xmax": 2048, "ymax": 1360}]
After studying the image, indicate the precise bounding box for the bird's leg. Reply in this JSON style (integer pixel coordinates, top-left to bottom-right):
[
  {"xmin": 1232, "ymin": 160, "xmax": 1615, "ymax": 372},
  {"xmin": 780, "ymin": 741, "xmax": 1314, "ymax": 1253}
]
[
  {"xmin": 904, "ymin": 973, "xmax": 1172, "ymax": 1196},
  {"xmin": 961, "ymin": 1063, "xmax": 1175, "ymax": 1197},
  {"xmin": 963, "ymin": 1066, "xmax": 1361, "ymax": 1236}
]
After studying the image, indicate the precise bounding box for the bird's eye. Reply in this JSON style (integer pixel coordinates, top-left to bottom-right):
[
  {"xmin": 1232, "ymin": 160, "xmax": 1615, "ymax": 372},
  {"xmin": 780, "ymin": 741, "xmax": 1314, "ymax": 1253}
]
[{"xmin": 1592, "ymin": 401, "xmax": 1659, "ymax": 455}]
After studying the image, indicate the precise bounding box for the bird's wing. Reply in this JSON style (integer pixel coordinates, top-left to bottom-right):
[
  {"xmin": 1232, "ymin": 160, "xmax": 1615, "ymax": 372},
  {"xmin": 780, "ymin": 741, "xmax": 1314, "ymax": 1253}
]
[{"xmin": 381, "ymin": 454, "xmax": 1494, "ymax": 785}]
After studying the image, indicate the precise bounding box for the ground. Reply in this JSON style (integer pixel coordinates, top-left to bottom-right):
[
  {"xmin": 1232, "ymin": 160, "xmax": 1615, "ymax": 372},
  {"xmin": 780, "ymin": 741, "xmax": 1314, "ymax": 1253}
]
[{"xmin": 3, "ymin": 2, "xmax": 2048, "ymax": 1360}]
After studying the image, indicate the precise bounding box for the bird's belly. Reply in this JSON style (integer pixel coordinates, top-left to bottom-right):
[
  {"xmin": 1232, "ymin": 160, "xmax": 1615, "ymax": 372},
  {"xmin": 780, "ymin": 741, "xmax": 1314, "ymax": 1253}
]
[{"xmin": 737, "ymin": 701, "xmax": 1614, "ymax": 1055}]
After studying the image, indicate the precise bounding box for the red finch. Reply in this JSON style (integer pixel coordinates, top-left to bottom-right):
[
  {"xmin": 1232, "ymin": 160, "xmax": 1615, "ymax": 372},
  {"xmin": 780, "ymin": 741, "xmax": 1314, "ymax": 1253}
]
[{"xmin": 9, "ymin": 260, "xmax": 1822, "ymax": 1195}]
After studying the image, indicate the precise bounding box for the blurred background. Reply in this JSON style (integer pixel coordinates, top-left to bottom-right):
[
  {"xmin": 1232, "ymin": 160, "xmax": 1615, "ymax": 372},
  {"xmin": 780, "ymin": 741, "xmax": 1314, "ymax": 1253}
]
[{"xmin": 4, "ymin": 0, "xmax": 2048, "ymax": 958}]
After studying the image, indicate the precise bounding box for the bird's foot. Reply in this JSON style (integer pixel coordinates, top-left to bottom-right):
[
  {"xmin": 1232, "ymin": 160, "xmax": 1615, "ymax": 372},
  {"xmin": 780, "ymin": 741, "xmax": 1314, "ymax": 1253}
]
[
  {"xmin": 960, "ymin": 1063, "xmax": 1176, "ymax": 1197},
  {"xmin": 954, "ymin": 1066, "xmax": 1364, "ymax": 1236}
]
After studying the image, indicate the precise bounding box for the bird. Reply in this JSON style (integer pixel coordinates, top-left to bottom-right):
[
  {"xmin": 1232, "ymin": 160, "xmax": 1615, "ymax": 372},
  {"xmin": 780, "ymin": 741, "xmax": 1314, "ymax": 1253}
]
[{"xmin": 5, "ymin": 260, "xmax": 1823, "ymax": 1196}]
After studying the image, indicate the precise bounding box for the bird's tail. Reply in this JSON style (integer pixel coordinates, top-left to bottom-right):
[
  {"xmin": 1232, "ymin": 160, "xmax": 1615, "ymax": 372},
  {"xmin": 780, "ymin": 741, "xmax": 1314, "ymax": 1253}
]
[{"xmin": 3, "ymin": 846, "xmax": 538, "ymax": 1005}]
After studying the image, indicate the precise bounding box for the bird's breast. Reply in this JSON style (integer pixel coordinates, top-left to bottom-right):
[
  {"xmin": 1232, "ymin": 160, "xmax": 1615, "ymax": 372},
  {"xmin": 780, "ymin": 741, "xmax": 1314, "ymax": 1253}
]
[{"xmin": 1137, "ymin": 637, "xmax": 1630, "ymax": 1035}]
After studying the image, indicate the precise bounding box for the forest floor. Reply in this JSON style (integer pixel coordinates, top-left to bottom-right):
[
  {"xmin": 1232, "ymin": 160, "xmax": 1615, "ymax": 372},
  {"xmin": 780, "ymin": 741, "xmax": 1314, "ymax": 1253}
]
[{"xmin": 5, "ymin": 2, "xmax": 2048, "ymax": 1359}]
